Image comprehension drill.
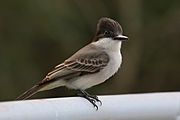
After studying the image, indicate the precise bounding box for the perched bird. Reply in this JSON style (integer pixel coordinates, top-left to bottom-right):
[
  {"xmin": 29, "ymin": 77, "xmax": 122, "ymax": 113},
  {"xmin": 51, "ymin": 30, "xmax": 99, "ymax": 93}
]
[{"xmin": 16, "ymin": 17, "xmax": 128, "ymax": 110}]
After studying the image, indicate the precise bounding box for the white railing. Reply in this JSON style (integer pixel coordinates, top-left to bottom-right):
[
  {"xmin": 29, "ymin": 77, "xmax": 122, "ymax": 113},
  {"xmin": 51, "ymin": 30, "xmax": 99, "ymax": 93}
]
[{"xmin": 0, "ymin": 92, "xmax": 180, "ymax": 120}]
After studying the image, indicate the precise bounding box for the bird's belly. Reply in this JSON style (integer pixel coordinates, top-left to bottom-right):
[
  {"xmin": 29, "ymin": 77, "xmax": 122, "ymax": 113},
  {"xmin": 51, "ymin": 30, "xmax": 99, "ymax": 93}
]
[{"xmin": 66, "ymin": 52, "xmax": 122, "ymax": 90}]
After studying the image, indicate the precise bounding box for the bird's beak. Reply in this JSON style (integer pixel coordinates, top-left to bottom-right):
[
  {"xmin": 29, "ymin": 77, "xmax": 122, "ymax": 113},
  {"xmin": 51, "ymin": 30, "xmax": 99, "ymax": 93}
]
[{"xmin": 113, "ymin": 35, "xmax": 128, "ymax": 41}]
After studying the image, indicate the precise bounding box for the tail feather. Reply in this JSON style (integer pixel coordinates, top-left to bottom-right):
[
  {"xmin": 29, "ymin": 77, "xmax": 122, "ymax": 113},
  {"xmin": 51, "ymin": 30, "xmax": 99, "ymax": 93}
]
[
  {"xmin": 16, "ymin": 71, "xmax": 80, "ymax": 100},
  {"xmin": 15, "ymin": 77, "xmax": 61, "ymax": 100},
  {"xmin": 16, "ymin": 85, "xmax": 42, "ymax": 100}
]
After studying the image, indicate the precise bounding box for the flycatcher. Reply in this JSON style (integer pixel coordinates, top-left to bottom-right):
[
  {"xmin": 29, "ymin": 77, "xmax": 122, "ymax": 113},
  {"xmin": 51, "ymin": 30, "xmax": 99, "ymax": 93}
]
[{"xmin": 16, "ymin": 17, "xmax": 128, "ymax": 110}]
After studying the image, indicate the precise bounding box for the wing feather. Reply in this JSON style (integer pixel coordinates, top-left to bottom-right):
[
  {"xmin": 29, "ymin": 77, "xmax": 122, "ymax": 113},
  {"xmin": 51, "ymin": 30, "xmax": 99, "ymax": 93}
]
[
  {"xmin": 64, "ymin": 58, "xmax": 108, "ymax": 72},
  {"xmin": 44, "ymin": 51, "xmax": 109, "ymax": 82}
]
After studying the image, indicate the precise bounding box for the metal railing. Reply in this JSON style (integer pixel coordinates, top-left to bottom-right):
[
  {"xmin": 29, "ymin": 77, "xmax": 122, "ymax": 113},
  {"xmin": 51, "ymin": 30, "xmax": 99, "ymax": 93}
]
[{"xmin": 0, "ymin": 92, "xmax": 180, "ymax": 120}]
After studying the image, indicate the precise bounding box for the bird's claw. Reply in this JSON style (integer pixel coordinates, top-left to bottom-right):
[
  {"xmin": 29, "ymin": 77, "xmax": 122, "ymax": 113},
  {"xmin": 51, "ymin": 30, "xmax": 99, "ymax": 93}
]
[
  {"xmin": 77, "ymin": 90, "xmax": 102, "ymax": 110},
  {"xmin": 88, "ymin": 95, "xmax": 102, "ymax": 106}
]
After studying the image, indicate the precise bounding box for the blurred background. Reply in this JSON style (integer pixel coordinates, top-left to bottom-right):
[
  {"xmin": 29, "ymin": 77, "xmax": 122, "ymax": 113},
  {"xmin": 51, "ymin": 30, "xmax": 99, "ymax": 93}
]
[{"xmin": 0, "ymin": 0, "xmax": 180, "ymax": 101}]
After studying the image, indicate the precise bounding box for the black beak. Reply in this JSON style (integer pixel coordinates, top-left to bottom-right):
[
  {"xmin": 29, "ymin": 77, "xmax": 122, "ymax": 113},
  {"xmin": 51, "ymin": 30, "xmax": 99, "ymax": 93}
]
[{"xmin": 113, "ymin": 35, "xmax": 128, "ymax": 41}]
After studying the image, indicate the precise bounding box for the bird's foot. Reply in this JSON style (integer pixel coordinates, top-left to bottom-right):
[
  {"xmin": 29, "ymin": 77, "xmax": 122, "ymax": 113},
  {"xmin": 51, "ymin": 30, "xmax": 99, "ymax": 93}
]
[{"xmin": 78, "ymin": 90, "xmax": 102, "ymax": 110}]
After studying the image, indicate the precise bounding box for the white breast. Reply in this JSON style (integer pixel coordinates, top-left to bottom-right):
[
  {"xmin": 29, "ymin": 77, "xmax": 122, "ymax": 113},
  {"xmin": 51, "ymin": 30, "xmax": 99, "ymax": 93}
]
[{"xmin": 66, "ymin": 38, "xmax": 122, "ymax": 90}]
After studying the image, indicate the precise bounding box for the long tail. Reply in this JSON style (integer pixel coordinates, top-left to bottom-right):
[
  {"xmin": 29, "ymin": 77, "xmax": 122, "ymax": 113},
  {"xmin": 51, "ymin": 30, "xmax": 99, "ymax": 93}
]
[
  {"xmin": 15, "ymin": 71, "xmax": 79, "ymax": 100},
  {"xmin": 16, "ymin": 84, "xmax": 43, "ymax": 100},
  {"xmin": 16, "ymin": 77, "xmax": 51, "ymax": 100},
  {"xmin": 15, "ymin": 77, "xmax": 65, "ymax": 100}
]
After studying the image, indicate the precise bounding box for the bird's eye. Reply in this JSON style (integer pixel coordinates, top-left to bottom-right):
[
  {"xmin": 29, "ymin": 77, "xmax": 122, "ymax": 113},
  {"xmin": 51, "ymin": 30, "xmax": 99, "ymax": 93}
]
[{"xmin": 104, "ymin": 31, "xmax": 109, "ymax": 35}]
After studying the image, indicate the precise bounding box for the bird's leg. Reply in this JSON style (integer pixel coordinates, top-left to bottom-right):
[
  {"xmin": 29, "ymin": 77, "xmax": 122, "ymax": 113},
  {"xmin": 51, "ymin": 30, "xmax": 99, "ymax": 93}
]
[
  {"xmin": 77, "ymin": 90, "xmax": 102, "ymax": 110},
  {"xmin": 82, "ymin": 90, "xmax": 102, "ymax": 105}
]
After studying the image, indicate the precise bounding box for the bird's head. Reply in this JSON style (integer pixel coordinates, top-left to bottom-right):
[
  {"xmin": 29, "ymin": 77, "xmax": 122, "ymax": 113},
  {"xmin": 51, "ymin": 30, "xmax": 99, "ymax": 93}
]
[{"xmin": 93, "ymin": 17, "xmax": 128, "ymax": 42}]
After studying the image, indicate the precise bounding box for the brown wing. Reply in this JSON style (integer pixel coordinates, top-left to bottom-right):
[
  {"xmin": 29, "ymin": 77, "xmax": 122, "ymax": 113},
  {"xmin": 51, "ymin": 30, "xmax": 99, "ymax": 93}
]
[
  {"xmin": 64, "ymin": 57, "xmax": 108, "ymax": 72},
  {"xmin": 43, "ymin": 51, "xmax": 109, "ymax": 82}
]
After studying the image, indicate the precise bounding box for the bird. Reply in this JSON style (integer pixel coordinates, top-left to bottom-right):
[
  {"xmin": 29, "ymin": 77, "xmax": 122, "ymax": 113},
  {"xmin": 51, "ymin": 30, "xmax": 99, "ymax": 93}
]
[{"xmin": 16, "ymin": 17, "xmax": 128, "ymax": 110}]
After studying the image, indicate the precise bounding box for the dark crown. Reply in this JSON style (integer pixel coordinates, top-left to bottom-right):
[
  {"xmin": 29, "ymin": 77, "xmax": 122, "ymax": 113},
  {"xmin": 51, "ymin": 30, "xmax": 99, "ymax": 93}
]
[{"xmin": 93, "ymin": 17, "xmax": 123, "ymax": 41}]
